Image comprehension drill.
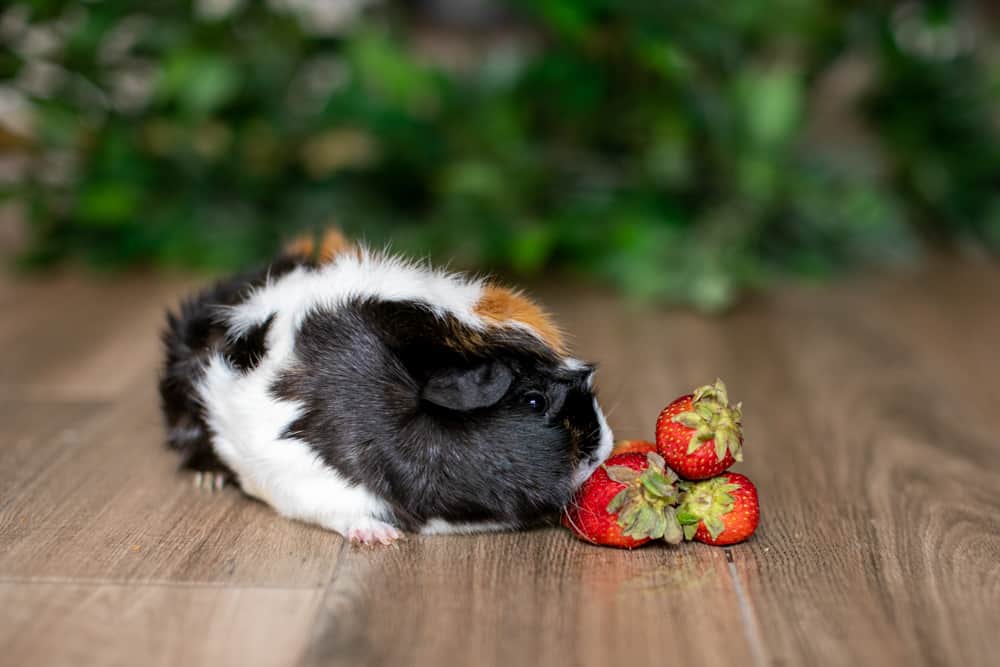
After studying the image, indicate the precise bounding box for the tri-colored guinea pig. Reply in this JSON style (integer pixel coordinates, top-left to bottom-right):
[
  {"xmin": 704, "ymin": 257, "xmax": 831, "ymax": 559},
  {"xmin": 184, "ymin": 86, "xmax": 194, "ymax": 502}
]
[{"xmin": 159, "ymin": 229, "xmax": 613, "ymax": 544}]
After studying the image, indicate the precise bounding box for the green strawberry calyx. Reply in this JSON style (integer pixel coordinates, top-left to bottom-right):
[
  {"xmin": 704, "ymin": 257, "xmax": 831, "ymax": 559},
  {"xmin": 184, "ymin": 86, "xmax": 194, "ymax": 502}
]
[
  {"xmin": 671, "ymin": 378, "xmax": 744, "ymax": 463},
  {"xmin": 604, "ymin": 452, "xmax": 684, "ymax": 544},
  {"xmin": 676, "ymin": 476, "xmax": 742, "ymax": 540}
]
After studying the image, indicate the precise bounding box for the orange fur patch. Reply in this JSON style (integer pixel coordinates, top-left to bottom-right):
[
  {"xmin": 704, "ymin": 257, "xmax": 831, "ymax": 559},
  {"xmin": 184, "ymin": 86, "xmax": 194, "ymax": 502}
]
[
  {"xmin": 283, "ymin": 227, "xmax": 356, "ymax": 263},
  {"xmin": 475, "ymin": 285, "xmax": 567, "ymax": 355},
  {"xmin": 318, "ymin": 228, "xmax": 356, "ymax": 263},
  {"xmin": 283, "ymin": 235, "xmax": 316, "ymax": 259}
]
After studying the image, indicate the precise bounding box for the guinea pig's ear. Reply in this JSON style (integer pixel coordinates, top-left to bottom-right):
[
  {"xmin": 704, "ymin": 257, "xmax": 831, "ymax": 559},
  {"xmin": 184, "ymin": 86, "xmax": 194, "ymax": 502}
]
[{"xmin": 421, "ymin": 361, "xmax": 513, "ymax": 411}]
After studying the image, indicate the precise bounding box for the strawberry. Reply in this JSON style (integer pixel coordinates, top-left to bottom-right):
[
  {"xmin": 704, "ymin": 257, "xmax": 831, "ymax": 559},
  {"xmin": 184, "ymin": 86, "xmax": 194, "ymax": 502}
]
[
  {"xmin": 562, "ymin": 452, "xmax": 684, "ymax": 549},
  {"xmin": 677, "ymin": 472, "xmax": 759, "ymax": 545},
  {"xmin": 611, "ymin": 439, "xmax": 657, "ymax": 456},
  {"xmin": 656, "ymin": 379, "xmax": 743, "ymax": 480}
]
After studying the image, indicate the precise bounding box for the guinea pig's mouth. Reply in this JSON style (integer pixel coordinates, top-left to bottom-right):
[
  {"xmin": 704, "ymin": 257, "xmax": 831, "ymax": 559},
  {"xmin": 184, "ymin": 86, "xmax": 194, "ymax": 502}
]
[
  {"xmin": 573, "ymin": 426, "xmax": 614, "ymax": 491},
  {"xmin": 570, "ymin": 400, "xmax": 615, "ymax": 489}
]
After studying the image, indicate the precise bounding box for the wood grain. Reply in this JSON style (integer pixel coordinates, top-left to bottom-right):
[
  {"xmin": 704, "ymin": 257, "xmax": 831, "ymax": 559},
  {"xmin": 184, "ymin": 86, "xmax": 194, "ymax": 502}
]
[
  {"xmin": 0, "ymin": 273, "xmax": 197, "ymax": 401},
  {"xmin": 306, "ymin": 531, "xmax": 755, "ymax": 667},
  {"xmin": 1, "ymin": 262, "xmax": 999, "ymax": 667},
  {"xmin": 708, "ymin": 270, "xmax": 1000, "ymax": 667},
  {"xmin": 0, "ymin": 582, "xmax": 324, "ymax": 667},
  {"xmin": 0, "ymin": 385, "xmax": 344, "ymax": 586}
]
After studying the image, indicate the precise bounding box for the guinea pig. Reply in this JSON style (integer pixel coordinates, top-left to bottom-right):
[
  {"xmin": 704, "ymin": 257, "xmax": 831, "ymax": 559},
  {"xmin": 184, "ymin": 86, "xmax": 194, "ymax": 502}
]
[{"xmin": 159, "ymin": 228, "xmax": 613, "ymax": 544}]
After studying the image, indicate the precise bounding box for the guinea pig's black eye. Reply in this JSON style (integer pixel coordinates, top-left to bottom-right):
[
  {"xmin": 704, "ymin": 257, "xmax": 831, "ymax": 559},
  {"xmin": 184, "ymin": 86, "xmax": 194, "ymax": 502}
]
[{"xmin": 524, "ymin": 392, "xmax": 547, "ymax": 413}]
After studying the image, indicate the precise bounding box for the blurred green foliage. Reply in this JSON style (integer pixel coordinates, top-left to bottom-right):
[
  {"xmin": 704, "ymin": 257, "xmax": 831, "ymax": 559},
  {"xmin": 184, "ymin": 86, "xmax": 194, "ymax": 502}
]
[{"xmin": 2, "ymin": 0, "xmax": 998, "ymax": 309}]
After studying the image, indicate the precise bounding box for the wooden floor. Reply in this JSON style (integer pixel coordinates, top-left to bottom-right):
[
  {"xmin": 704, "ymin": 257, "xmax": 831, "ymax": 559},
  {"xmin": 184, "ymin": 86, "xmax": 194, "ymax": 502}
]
[{"xmin": 1, "ymin": 261, "xmax": 998, "ymax": 667}]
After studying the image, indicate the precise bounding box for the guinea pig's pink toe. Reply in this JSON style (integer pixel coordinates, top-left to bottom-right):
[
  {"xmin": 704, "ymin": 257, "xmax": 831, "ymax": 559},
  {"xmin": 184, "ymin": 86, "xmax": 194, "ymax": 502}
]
[{"xmin": 347, "ymin": 520, "xmax": 403, "ymax": 546}]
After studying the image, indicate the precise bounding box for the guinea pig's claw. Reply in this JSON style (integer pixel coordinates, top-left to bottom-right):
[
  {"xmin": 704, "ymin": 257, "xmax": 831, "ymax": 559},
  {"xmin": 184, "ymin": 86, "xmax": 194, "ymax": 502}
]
[
  {"xmin": 347, "ymin": 520, "xmax": 403, "ymax": 547},
  {"xmin": 192, "ymin": 471, "xmax": 228, "ymax": 492}
]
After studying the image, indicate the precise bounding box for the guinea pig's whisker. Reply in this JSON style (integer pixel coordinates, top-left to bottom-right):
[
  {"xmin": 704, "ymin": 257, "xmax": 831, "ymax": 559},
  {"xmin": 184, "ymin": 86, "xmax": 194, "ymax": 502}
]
[
  {"xmin": 561, "ymin": 503, "xmax": 600, "ymax": 546},
  {"xmin": 602, "ymin": 397, "xmax": 624, "ymax": 421}
]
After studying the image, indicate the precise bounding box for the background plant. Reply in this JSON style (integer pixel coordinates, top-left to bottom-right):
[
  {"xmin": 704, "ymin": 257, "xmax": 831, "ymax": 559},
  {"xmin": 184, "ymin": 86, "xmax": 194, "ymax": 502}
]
[{"xmin": 2, "ymin": 0, "xmax": 997, "ymax": 310}]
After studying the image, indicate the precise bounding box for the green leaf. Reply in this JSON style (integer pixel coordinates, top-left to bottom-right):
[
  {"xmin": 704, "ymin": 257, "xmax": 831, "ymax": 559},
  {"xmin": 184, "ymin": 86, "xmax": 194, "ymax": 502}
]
[
  {"xmin": 713, "ymin": 380, "xmax": 729, "ymax": 405},
  {"xmin": 510, "ymin": 227, "xmax": 554, "ymax": 274},
  {"xmin": 605, "ymin": 465, "xmax": 640, "ymax": 484},
  {"xmin": 676, "ymin": 510, "xmax": 701, "ymax": 525},
  {"xmin": 683, "ymin": 524, "xmax": 698, "ymax": 541},
  {"xmin": 617, "ymin": 503, "xmax": 643, "ymax": 532},
  {"xmin": 606, "ymin": 488, "xmax": 630, "ymax": 515},
  {"xmin": 349, "ymin": 29, "xmax": 441, "ymax": 115},
  {"xmin": 640, "ymin": 473, "xmax": 675, "ymax": 500},
  {"xmin": 160, "ymin": 51, "xmax": 242, "ymax": 116},
  {"xmin": 649, "ymin": 510, "xmax": 668, "ymax": 540},
  {"xmin": 738, "ymin": 67, "xmax": 803, "ymax": 149},
  {"xmin": 729, "ymin": 434, "xmax": 741, "ymax": 457},
  {"xmin": 628, "ymin": 506, "xmax": 656, "ymax": 538},
  {"xmin": 78, "ymin": 183, "xmax": 142, "ymax": 226},
  {"xmin": 662, "ymin": 508, "xmax": 683, "ymax": 545},
  {"xmin": 705, "ymin": 516, "xmax": 727, "ymax": 540},
  {"xmin": 672, "ymin": 411, "xmax": 703, "ymax": 429},
  {"xmin": 714, "ymin": 434, "xmax": 727, "ymax": 461}
]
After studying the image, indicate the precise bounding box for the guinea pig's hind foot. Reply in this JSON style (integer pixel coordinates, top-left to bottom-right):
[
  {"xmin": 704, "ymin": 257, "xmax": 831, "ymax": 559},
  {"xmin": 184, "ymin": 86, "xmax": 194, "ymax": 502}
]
[
  {"xmin": 192, "ymin": 470, "xmax": 229, "ymax": 492},
  {"xmin": 346, "ymin": 519, "xmax": 403, "ymax": 546}
]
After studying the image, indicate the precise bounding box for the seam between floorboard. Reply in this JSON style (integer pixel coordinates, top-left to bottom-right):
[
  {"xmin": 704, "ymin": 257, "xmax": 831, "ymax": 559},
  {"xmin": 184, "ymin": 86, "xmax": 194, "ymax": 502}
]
[
  {"xmin": 726, "ymin": 549, "xmax": 768, "ymax": 667},
  {"xmin": 296, "ymin": 535, "xmax": 351, "ymax": 667}
]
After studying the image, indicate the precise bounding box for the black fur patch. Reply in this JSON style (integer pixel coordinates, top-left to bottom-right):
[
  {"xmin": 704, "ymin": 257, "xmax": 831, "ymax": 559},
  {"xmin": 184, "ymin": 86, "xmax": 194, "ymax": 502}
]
[
  {"xmin": 271, "ymin": 299, "xmax": 602, "ymax": 531},
  {"xmin": 225, "ymin": 314, "xmax": 275, "ymax": 373}
]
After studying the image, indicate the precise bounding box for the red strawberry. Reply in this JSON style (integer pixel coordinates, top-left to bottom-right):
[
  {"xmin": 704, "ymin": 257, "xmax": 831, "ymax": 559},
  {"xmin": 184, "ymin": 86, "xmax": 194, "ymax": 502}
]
[
  {"xmin": 656, "ymin": 379, "xmax": 743, "ymax": 480},
  {"xmin": 562, "ymin": 452, "xmax": 684, "ymax": 549},
  {"xmin": 611, "ymin": 439, "xmax": 657, "ymax": 456},
  {"xmin": 677, "ymin": 472, "xmax": 759, "ymax": 545}
]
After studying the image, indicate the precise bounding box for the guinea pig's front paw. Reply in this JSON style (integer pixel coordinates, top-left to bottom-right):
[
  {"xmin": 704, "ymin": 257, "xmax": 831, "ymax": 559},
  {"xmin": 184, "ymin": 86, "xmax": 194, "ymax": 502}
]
[
  {"xmin": 192, "ymin": 471, "xmax": 229, "ymax": 492},
  {"xmin": 346, "ymin": 519, "xmax": 403, "ymax": 546}
]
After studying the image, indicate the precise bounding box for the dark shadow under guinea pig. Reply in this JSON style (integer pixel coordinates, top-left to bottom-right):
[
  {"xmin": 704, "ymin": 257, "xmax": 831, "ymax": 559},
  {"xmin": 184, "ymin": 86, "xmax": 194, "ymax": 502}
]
[{"xmin": 159, "ymin": 228, "xmax": 614, "ymax": 544}]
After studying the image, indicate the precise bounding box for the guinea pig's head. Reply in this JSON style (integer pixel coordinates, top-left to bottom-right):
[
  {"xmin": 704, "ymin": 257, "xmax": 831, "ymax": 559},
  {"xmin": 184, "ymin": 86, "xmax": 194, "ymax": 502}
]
[
  {"xmin": 410, "ymin": 351, "xmax": 613, "ymax": 528},
  {"xmin": 385, "ymin": 289, "xmax": 615, "ymax": 529}
]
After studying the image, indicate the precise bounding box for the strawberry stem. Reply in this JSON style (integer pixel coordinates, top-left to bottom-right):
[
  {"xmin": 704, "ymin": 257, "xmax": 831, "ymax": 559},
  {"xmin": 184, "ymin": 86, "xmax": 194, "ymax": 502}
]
[
  {"xmin": 605, "ymin": 453, "xmax": 685, "ymax": 544},
  {"xmin": 672, "ymin": 379, "xmax": 744, "ymax": 462},
  {"xmin": 677, "ymin": 476, "xmax": 742, "ymax": 540}
]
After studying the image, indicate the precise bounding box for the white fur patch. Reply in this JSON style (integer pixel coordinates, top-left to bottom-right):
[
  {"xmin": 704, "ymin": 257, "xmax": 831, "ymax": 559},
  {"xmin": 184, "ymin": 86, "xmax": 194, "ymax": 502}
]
[
  {"xmin": 571, "ymin": 397, "xmax": 614, "ymax": 489},
  {"xmin": 224, "ymin": 249, "xmax": 486, "ymax": 340},
  {"xmin": 562, "ymin": 357, "xmax": 589, "ymax": 372}
]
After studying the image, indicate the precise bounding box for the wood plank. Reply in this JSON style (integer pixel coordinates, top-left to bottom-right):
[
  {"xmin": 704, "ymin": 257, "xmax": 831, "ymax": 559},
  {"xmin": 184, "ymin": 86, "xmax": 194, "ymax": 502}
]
[
  {"xmin": 857, "ymin": 260, "xmax": 1000, "ymax": 433},
  {"xmin": 0, "ymin": 581, "xmax": 324, "ymax": 667},
  {"xmin": 0, "ymin": 387, "xmax": 344, "ymax": 586},
  {"xmin": 305, "ymin": 530, "xmax": 756, "ymax": 667}
]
